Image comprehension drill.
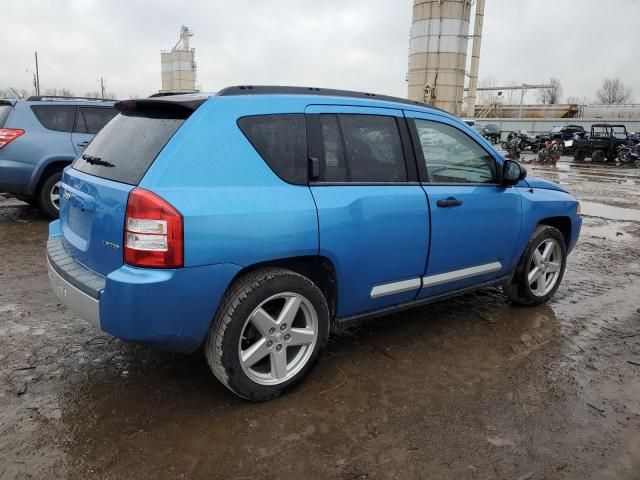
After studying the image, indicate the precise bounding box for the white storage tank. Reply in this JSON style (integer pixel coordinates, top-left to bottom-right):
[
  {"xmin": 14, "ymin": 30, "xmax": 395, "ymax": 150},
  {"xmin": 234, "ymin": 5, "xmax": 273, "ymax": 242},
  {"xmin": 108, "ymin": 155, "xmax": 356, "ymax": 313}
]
[
  {"xmin": 407, "ymin": 0, "xmax": 472, "ymax": 115},
  {"xmin": 160, "ymin": 26, "xmax": 198, "ymax": 94}
]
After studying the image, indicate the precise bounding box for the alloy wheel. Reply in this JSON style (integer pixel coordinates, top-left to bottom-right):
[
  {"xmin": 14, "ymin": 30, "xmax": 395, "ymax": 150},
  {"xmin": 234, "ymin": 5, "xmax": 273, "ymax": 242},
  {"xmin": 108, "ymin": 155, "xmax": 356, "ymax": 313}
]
[
  {"xmin": 238, "ymin": 292, "xmax": 318, "ymax": 385},
  {"xmin": 528, "ymin": 238, "xmax": 562, "ymax": 297},
  {"xmin": 50, "ymin": 180, "xmax": 61, "ymax": 211}
]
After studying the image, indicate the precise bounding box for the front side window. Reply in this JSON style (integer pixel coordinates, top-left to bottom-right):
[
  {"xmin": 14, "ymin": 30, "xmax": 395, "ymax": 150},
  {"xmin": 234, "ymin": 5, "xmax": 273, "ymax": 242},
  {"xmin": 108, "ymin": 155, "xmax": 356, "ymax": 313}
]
[
  {"xmin": 31, "ymin": 105, "xmax": 76, "ymax": 133},
  {"xmin": 318, "ymin": 114, "xmax": 407, "ymax": 183},
  {"xmin": 237, "ymin": 114, "xmax": 307, "ymax": 185},
  {"xmin": 412, "ymin": 119, "xmax": 497, "ymax": 184}
]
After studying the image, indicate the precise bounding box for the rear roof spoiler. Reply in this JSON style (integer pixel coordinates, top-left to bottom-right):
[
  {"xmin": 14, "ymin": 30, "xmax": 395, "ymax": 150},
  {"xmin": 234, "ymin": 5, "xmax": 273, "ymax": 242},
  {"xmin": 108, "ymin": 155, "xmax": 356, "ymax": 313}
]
[{"xmin": 116, "ymin": 94, "xmax": 211, "ymax": 115}]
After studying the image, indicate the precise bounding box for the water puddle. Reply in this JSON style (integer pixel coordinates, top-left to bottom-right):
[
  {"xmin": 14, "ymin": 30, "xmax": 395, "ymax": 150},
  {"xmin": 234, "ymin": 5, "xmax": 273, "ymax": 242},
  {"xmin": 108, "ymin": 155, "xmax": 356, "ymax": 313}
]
[
  {"xmin": 581, "ymin": 201, "xmax": 640, "ymax": 222},
  {"xmin": 581, "ymin": 223, "xmax": 634, "ymax": 241}
]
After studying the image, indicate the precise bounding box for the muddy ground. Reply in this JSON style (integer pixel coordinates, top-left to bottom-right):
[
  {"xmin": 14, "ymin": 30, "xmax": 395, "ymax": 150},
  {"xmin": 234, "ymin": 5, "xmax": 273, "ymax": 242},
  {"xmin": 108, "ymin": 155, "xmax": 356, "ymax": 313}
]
[{"xmin": 1, "ymin": 157, "xmax": 639, "ymax": 480}]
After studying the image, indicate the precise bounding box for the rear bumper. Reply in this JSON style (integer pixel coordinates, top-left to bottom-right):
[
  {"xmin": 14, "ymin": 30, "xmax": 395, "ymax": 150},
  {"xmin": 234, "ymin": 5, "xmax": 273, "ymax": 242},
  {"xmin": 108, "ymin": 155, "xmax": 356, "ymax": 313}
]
[
  {"xmin": 47, "ymin": 257, "xmax": 100, "ymax": 328},
  {"xmin": 47, "ymin": 221, "xmax": 242, "ymax": 353}
]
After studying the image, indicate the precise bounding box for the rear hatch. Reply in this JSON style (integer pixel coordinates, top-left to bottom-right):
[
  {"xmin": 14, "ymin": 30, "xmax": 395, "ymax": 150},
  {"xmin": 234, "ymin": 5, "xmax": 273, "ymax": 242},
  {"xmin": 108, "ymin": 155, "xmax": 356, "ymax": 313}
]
[{"xmin": 60, "ymin": 96, "xmax": 205, "ymax": 276}]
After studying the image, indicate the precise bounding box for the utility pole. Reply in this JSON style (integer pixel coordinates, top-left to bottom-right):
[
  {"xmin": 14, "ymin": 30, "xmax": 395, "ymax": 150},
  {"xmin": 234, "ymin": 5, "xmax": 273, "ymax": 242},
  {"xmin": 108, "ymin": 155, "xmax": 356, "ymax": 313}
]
[
  {"xmin": 34, "ymin": 51, "xmax": 40, "ymax": 96},
  {"xmin": 466, "ymin": 0, "xmax": 485, "ymax": 118},
  {"xmin": 99, "ymin": 77, "xmax": 105, "ymax": 99}
]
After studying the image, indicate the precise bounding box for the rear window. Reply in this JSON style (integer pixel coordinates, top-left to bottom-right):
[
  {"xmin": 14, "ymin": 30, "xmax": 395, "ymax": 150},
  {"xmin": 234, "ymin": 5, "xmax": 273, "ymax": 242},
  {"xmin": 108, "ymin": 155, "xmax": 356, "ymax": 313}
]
[
  {"xmin": 237, "ymin": 114, "xmax": 307, "ymax": 184},
  {"xmin": 31, "ymin": 105, "xmax": 76, "ymax": 132},
  {"xmin": 72, "ymin": 112, "xmax": 185, "ymax": 185},
  {"xmin": 74, "ymin": 107, "xmax": 118, "ymax": 134},
  {"xmin": 0, "ymin": 104, "xmax": 13, "ymax": 127}
]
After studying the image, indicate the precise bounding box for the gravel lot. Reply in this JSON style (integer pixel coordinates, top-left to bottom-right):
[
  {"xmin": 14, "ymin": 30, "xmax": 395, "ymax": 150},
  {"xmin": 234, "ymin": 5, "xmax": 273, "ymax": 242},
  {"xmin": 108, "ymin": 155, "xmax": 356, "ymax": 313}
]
[{"xmin": 1, "ymin": 158, "xmax": 639, "ymax": 480}]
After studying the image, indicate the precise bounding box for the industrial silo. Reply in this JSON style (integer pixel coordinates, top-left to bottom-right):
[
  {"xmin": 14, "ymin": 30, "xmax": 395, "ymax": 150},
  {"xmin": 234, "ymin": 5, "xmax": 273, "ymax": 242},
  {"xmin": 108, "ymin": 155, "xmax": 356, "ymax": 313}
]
[
  {"xmin": 160, "ymin": 26, "xmax": 198, "ymax": 93},
  {"xmin": 407, "ymin": 0, "xmax": 472, "ymax": 115}
]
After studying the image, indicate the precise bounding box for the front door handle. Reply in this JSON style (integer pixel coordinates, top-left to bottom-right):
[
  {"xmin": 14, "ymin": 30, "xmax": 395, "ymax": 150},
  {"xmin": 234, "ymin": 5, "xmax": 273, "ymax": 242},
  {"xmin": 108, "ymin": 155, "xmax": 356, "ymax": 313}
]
[
  {"xmin": 77, "ymin": 141, "xmax": 89, "ymax": 147},
  {"xmin": 436, "ymin": 197, "xmax": 463, "ymax": 208}
]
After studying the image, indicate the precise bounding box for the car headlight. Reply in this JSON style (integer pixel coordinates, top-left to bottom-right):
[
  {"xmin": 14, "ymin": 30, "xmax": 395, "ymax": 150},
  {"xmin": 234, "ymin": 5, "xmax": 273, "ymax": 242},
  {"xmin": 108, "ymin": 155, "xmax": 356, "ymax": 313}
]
[{"xmin": 577, "ymin": 202, "xmax": 581, "ymax": 215}]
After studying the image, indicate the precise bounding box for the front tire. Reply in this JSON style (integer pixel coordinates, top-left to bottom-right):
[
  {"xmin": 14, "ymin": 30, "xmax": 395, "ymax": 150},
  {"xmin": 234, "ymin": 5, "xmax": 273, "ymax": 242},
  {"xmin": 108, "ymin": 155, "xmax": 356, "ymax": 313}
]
[
  {"xmin": 205, "ymin": 268, "xmax": 330, "ymax": 401},
  {"xmin": 38, "ymin": 171, "xmax": 62, "ymax": 218},
  {"xmin": 502, "ymin": 225, "xmax": 567, "ymax": 306}
]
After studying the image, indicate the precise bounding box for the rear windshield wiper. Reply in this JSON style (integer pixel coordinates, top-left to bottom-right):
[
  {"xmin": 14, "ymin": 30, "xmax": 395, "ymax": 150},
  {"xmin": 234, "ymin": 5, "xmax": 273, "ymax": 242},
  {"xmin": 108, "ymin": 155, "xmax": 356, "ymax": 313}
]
[{"xmin": 81, "ymin": 154, "xmax": 115, "ymax": 168}]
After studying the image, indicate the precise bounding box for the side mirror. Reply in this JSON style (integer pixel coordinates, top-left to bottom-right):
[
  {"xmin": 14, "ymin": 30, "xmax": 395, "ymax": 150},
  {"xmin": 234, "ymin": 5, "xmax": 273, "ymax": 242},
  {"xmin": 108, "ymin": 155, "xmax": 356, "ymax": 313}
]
[{"xmin": 502, "ymin": 160, "xmax": 527, "ymax": 186}]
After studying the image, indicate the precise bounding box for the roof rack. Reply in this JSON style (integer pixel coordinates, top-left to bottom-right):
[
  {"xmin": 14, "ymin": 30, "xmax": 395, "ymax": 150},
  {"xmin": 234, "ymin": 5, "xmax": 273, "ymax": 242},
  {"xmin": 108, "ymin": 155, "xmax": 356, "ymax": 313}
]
[
  {"xmin": 217, "ymin": 85, "xmax": 442, "ymax": 111},
  {"xmin": 26, "ymin": 95, "xmax": 116, "ymax": 102}
]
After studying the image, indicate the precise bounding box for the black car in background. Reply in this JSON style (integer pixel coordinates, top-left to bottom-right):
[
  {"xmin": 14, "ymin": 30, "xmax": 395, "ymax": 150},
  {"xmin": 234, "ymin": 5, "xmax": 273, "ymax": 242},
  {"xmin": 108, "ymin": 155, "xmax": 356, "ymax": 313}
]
[
  {"xmin": 472, "ymin": 123, "xmax": 501, "ymax": 144},
  {"xmin": 549, "ymin": 125, "xmax": 586, "ymax": 141}
]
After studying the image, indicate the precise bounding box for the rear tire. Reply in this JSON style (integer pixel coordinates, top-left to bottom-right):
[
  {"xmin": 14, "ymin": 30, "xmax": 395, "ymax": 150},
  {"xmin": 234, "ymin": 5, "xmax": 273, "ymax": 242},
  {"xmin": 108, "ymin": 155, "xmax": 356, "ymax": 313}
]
[
  {"xmin": 574, "ymin": 150, "xmax": 586, "ymax": 162},
  {"xmin": 502, "ymin": 225, "xmax": 567, "ymax": 306},
  {"xmin": 205, "ymin": 268, "xmax": 330, "ymax": 401},
  {"xmin": 38, "ymin": 171, "xmax": 62, "ymax": 218},
  {"xmin": 591, "ymin": 150, "xmax": 606, "ymax": 163}
]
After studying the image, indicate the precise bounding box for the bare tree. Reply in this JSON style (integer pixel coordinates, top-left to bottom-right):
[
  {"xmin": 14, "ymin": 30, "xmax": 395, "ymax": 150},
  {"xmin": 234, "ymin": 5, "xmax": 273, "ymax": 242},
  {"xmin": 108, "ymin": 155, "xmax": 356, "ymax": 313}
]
[
  {"xmin": 0, "ymin": 87, "xmax": 30, "ymax": 99},
  {"xmin": 566, "ymin": 96, "xmax": 590, "ymax": 105},
  {"xmin": 596, "ymin": 78, "xmax": 633, "ymax": 104},
  {"xmin": 478, "ymin": 76, "xmax": 497, "ymax": 105},
  {"xmin": 44, "ymin": 88, "xmax": 75, "ymax": 97},
  {"xmin": 504, "ymin": 81, "xmax": 519, "ymax": 104},
  {"xmin": 536, "ymin": 78, "xmax": 562, "ymax": 104}
]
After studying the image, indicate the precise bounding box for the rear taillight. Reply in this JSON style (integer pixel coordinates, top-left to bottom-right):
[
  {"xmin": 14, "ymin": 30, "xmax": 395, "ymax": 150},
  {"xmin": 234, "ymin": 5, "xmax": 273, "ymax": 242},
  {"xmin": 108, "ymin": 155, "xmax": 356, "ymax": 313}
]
[
  {"xmin": 124, "ymin": 188, "xmax": 183, "ymax": 268},
  {"xmin": 0, "ymin": 129, "xmax": 24, "ymax": 149}
]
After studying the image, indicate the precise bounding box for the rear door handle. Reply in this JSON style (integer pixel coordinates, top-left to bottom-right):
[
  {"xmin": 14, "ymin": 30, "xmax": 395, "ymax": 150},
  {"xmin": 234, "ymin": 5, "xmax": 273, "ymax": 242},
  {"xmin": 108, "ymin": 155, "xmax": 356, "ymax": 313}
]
[
  {"xmin": 436, "ymin": 197, "xmax": 463, "ymax": 208},
  {"xmin": 77, "ymin": 141, "xmax": 89, "ymax": 147}
]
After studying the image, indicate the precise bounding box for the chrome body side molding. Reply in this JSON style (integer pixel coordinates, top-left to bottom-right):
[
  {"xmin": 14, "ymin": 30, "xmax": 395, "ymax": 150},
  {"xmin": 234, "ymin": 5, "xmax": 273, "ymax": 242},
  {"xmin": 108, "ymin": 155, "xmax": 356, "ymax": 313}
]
[
  {"xmin": 370, "ymin": 277, "xmax": 422, "ymax": 298},
  {"xmin": 422, "ymin": 262, "xmax": 503, "ymax": 288}
]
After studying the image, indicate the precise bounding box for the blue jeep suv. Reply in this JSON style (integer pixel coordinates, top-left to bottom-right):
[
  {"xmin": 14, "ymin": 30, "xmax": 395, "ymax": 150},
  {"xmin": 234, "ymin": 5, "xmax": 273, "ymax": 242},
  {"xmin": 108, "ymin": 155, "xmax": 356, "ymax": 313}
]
[
  {"xmin": 0, "ymin": 96, "xmax": 116, "ymax": 217},
  {"xmin": 47, "ymin": 86, "xmax": 581, "ymax": 400}
]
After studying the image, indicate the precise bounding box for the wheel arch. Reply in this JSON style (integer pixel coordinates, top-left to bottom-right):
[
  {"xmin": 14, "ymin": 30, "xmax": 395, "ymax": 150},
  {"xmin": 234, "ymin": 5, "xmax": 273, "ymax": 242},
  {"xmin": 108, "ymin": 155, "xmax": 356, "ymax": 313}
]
[
  {"xmin": 228, "ymin": 256, "xmax": 338, "ymax": 326},
  {"xmin": 29, "ymin": 157, "xmax": 73, "ymax": 196},
  {"xmin": 537, "ymin": 216, "xmax": 571, "ymax": 247}
]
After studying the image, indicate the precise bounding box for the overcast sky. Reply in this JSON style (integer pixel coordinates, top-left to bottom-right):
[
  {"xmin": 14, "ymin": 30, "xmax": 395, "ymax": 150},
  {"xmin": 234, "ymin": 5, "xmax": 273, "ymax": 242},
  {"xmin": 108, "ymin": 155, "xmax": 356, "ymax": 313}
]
[{"xmin": 1, "ymin": 0, "xmax": 638, "ymax": 102}]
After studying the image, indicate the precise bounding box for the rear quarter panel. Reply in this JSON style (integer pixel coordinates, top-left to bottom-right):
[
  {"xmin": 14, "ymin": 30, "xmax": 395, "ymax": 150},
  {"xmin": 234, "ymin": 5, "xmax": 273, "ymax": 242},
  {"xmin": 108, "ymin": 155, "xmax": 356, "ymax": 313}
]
[{"xmin": 139, "ymin": 96, "xmax": 319, "ymax": 268}]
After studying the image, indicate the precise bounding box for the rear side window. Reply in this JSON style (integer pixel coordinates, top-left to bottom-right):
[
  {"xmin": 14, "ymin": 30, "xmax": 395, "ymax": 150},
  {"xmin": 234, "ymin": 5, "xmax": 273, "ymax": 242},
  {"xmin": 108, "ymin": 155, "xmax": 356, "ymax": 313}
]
[
  {"xmin": 0, "ymin": 104, "xmax": 13, "ymax": 127},
  {"xmin": 319, "ymin": 115, "xmax": 347, "ymax": 182},
  {"xmin": 237, "ymin": 114, "xmax": 307, "ymax": 184},
  {"xmin": 31, "ymin": 105, "xmax": 76, "ymax": 132},
  {"xmin": 72, "ymin": 112, "xmax": 185, "ymax": 185},
  {"xmin": 74, "ymin": 107, "xmax": 118, "ymax": 134},
  {"xmin": 318, "ymin": 114, "xmax": 407, "ymax": 183}
]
